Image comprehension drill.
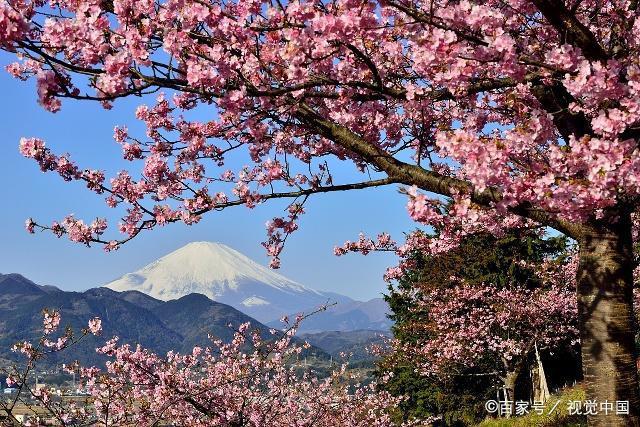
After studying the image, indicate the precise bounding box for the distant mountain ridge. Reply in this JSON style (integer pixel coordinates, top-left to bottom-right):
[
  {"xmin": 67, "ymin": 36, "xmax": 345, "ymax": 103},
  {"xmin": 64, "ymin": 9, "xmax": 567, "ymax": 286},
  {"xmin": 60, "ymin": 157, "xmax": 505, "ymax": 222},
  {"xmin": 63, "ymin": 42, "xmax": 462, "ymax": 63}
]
[
  {"xmin": 0, "ymin": 271, "xmax": 391, "ymax": 370},
  {"xmin": 103, "ymin": 242, "xmax": 360, "ymax": 323},
  {"xmin": 299, "ymin": 330, "xmax": 392, "ymax": 361},
  {"xmin": 0, "ymin": 273, "xmax": 312, "ymax": 367},
  {"xmin": 269, "ymin": 298, "xmax": 393, "ymax": 333}
]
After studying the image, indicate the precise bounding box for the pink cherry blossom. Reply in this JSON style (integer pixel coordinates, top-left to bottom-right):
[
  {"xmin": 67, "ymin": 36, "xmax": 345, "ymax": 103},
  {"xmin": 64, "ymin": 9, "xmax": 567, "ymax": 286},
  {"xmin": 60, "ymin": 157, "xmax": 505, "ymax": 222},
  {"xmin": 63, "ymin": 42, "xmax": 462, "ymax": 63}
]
[
  {"xmin": 88, "ymin": 317, "xmax": 102, "ymax": 335},
  {"xmin": 4, "ymin": 311, "xmax": 412, "ymax": 426},
  {"xmin": 5, "ymin": 0, "xmax": 640, "ymax": 416},
  {"xmin": 42, "ymin": 309, "xmax": 61, "ymax": 335}
]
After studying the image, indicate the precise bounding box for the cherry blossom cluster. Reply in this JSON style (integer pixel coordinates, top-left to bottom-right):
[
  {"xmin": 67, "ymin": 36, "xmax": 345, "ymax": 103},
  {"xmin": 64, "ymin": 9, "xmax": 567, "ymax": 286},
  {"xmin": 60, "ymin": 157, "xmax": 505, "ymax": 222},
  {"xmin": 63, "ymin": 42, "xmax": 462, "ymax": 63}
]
[
  {"xmin": 391, "ymin": 253, "xmax": 579, "ymax": 378},
  {"xmin": 263, "ymin": 202, "xmax": 306, "ymax": 269},
  {"xmin": 4, "ymin": 0, "xmax": 640, "ymax": 262},
  {"xmin": 404, "ymin": 283, "xmax": 578, "ymax": 376},
  {"xmin": 42, "ymin": 308, "xmax": 60, "ymax": 335},
  {"xmin": 4, "ymin": 310, "xmax": 415, "ymax": 426},
  {"xmin": 1, "ymin": 310, "xmax": 102, "ymax": 425},
  {"xmin": 0, "ymin": 0, "xmax": 27, "ymax": 49},
  {"xmin": 381, "ymin": 242, "xmax": 579, "ymax": 380},
  {"xmin": 334, "ymin": 233, "xmax": 397, "ymax": 256}
]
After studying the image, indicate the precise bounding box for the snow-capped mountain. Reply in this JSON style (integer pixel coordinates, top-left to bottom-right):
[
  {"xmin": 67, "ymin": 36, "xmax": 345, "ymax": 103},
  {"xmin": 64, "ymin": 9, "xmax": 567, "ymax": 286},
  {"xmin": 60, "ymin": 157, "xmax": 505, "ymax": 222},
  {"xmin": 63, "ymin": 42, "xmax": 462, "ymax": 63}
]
[{"xmin": 104, "ymin": 242, "xmax": 353, "ymax": 323}]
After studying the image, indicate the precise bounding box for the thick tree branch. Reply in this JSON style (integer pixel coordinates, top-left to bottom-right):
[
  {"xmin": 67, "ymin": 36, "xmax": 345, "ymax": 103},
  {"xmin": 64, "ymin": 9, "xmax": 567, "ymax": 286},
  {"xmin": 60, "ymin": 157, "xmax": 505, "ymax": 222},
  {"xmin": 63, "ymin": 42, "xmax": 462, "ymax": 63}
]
[
  {"xmin": 529, "ymin": 0, "xmax": 608, "ymax": 61},
  {"xmin": 529, "ymin": 78, "xmax": 593, "ymax": 140},
  {"xmin": 295, "ymin": 103, "xmax": 584, "ymax": 238}
]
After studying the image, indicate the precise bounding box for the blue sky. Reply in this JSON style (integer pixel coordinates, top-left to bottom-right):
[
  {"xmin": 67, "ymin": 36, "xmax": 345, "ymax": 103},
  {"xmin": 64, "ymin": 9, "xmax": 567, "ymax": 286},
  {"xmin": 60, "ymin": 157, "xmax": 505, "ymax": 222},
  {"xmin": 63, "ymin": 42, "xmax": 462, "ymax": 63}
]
[{"xmin": 0, "ymin": 53, "xmax": 418, "ymax": 300}]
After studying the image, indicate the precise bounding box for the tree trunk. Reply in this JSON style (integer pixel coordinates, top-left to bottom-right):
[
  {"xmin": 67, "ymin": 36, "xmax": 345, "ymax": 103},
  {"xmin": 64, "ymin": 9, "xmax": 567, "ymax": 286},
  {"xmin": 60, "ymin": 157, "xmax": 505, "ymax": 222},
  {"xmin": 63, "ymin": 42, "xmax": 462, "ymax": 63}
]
[
  {"xmin": 502, "ymin": 369, "xmax": 519, "ymax": 418},
  {"xmin": 531, "ymin": 342, "xmax": 550, "ymax": 404},
  {"xmin": 577, "ymin": 214, "xmax": 640, "ymax": 426}
]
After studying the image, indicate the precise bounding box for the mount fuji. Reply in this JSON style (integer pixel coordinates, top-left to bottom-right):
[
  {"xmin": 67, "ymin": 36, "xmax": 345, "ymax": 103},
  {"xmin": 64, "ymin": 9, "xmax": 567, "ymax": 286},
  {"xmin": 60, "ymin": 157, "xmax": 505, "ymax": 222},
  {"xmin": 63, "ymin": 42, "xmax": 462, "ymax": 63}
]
[{"xmin": 103, "ymin": 242, "xmax": 354, "ymax": 323}]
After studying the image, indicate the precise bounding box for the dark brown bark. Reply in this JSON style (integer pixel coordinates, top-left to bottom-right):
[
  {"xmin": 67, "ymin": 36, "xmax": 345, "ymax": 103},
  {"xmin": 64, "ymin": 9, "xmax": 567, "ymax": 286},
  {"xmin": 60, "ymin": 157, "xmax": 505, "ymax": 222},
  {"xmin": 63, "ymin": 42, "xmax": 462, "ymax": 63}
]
[
  {"xmin": 529, "ymin": 0, "xmax": 608, "ymax": 61},
  {"xmin": 577, "ymin": 213, "xmax": 640, "ymax": 426}
]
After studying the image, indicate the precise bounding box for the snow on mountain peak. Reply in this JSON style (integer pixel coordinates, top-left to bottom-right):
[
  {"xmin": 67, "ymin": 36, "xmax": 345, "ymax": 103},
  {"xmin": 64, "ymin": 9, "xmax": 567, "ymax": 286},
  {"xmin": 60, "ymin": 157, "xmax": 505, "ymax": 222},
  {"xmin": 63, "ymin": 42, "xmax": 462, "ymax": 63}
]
[
  {"xmin": 103, "ymin": 241, "xmax": 338, "ymax": 322},
  {"xmin": 106, "ymin": 241, "xmax": 315, "ymax": 298}
]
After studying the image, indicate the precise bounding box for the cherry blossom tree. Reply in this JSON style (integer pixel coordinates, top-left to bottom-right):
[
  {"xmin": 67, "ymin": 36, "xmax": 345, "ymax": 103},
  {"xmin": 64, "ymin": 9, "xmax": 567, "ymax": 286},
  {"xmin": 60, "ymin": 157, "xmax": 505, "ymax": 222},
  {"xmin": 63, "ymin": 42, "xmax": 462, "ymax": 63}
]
[
  {"xmin": 2, "ymin": 310, "xmax": 404, "ymax": 426},
  {"xmin": 378, "ymin": 231, "xmax": 579, "ymax": 420},
  {"xmin": 401, "ymin": 284, "xmax": 577, "ymax": 411},
  {"xmin": 1, "ymin": 0, "xmax": 640, "ymax": 424}
]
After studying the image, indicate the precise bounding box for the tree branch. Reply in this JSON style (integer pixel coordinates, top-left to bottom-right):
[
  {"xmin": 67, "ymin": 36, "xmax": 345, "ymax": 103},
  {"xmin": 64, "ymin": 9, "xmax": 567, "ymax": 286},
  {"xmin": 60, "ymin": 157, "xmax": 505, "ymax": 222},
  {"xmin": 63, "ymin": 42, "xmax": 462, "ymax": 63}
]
[
  {"xmin": 295, "ymin": 103, "xmax": 584, "ymax": 238},
  {"xmin": 529, "ymin": 78, "xmax": 593, "ymax": 140},
  {"xmin": 529, "ymin": 0, "xmax": 608, "ymax": 61},
  {"xmin": 30, "ymin": 178, "xmax": 398, "ymax": 246}
]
